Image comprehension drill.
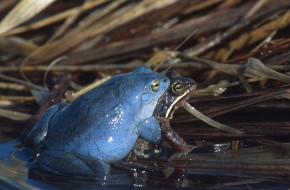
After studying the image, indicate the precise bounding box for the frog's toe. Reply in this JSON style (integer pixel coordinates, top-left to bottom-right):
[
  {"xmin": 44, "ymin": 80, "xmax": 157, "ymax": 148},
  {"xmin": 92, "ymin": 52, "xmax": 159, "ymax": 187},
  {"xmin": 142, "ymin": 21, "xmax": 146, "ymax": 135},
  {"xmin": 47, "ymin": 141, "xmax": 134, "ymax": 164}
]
[{"xmin": 33, "ymin": 150, "xmax": 110, "ymax": 177}]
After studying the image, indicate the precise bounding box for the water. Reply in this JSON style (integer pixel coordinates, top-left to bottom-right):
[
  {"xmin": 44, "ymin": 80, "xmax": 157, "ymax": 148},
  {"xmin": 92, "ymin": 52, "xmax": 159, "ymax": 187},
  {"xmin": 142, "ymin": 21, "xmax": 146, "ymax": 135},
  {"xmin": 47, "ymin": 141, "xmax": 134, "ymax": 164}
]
[
  {"xmin": 0, "ymin": 140, "xmax": 55, "ymax": 190},
  {"xmin": 1, "ymin": 139, "xmax": 290, "ymax": 189}
]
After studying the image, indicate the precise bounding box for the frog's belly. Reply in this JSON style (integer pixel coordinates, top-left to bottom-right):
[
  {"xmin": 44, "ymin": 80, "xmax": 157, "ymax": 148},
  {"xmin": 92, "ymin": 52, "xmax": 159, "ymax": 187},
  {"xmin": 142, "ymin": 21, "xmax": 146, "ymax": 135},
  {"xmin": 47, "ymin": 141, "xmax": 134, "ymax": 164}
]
[
  {"xmin": 46, "ymin": 129, "xmax": 139, "ymax": 162},
  {"xmin": 91, "ymin": 134, "xmax": 139, "ymax": 162}
]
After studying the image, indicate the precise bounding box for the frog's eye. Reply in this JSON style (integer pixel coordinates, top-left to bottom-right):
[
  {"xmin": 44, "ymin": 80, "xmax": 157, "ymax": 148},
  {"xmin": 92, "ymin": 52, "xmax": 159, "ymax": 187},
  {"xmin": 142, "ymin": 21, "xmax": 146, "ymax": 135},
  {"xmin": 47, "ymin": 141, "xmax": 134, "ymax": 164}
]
[
  {"xmin": 172, "ymin": 81, "xmax": 184, "ymax": 95},
  {"xmin": 150, "ymin": 79, "xmax": 160, "ymax": 92}
]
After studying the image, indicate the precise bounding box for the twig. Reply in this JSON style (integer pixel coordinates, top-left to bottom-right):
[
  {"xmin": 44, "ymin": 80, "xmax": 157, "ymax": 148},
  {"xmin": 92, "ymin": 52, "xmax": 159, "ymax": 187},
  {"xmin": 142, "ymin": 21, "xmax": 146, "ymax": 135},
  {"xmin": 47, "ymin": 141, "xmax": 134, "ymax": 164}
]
[
  {"xmin": 0, "ymin": 73, "xmax": 46, "ymax": 90},
  {"xmin": 0, "ymin": 95, "xmax": 35, "ymax": 103},
  {"xmin": 183, "ymin": 102, "xmax": 244, "ymax": 135},
  {"xmin": 0, "ymin": 82, "xmax": 26, "ymax": 91},
  {"xmin": 0, "ymin": 108, "xmax": 32, "ymax": 121}
]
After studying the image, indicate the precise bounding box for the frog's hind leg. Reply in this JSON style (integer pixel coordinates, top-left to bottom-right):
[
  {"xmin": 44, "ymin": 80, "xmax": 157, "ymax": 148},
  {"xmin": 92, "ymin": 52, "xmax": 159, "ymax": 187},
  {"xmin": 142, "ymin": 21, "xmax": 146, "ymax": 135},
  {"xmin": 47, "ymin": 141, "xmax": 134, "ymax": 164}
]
[
  {"xmin": 24, "ymin": 103, "xmax": 67, "ymax": 147},
  {"xmin": 32, "ymin": 150, "xmax": 110, "ymax": 178},
  {"xmin": 161, "ymin": 118, "xmax": 195, "ymax": 155}
]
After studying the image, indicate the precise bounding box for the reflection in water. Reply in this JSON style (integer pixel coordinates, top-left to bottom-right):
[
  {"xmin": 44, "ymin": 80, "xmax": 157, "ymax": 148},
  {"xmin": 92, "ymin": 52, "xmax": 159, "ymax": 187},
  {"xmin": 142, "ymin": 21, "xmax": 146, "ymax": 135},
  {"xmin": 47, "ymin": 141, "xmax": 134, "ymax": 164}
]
[{"xmin": 0, "ymin": 140, "xmax": 55, "ymax": 190}]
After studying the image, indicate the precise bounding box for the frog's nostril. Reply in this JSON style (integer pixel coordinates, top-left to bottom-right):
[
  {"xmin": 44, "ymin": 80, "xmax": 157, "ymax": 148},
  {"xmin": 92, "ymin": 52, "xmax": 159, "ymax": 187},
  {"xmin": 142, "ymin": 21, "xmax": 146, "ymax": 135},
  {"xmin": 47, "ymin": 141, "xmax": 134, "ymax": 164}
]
[{"xmin": 163, "ymin": 79, "xmax": 168, "ymax": 83}]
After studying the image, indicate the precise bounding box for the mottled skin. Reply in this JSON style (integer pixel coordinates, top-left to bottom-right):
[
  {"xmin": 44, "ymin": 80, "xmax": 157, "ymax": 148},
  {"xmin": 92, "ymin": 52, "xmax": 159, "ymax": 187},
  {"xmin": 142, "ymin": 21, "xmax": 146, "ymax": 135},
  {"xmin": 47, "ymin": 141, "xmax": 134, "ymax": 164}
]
[{"xmin": 26, "ymin": 65, "xmax": 170, "ymax": 177}]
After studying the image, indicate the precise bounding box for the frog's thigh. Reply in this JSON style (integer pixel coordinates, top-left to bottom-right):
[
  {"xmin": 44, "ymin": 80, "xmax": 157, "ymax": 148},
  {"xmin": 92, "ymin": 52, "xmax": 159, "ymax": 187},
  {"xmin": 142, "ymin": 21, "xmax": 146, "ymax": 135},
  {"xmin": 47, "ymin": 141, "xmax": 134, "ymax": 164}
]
[
  {"xmin": 137, "ymin": 117, "xmax": 161, "ymax": 144},
  {"xmin": 35, "ymin": 150, "xmax": 110, "ymax": 177},
  {"xmin": 26, "ymin": 103, "xmax": 67, "ymax": 146}
]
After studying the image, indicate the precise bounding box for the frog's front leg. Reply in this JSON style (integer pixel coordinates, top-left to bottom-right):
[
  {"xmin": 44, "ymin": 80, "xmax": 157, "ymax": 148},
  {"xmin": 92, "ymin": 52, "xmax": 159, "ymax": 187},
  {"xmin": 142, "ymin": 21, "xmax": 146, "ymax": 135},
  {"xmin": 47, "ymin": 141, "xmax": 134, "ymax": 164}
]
[
  {"xmin": 130, "ymin": 117, "xmax": 161, "ymax": 158},
  {"xmin": 161, "ymin": 118, "xmax": 194, "ymax": 154},
  {"xmin": 25, "ymin": 102, "xmax": 67, "ymax": 147},
  {"xmin": 33, "ymin": 150, "xmax": 110, "ymax": 177},
  {"xmin": 137, "ymin": 117, "xmax": 161, "ymax": 144}
]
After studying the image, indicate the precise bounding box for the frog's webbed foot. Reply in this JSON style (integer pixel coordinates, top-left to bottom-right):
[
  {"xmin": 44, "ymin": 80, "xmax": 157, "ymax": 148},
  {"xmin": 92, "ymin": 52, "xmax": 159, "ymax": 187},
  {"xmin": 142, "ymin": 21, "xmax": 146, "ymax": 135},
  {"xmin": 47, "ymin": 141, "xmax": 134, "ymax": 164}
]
[
  {"xmin": 24, "ymin": 102, "xmax": 67, "ymax": 148},
  {"xmin": 131, "ymin": 138, "xmax": 159, "ymax": 159},
  {"xmin": 32, "ymin": 150, "xmax": 110, "ymax": 177},
  {"xmin": 128, "ymin": 117, "xmax": 162, "ymax": 160},
  {"xmin": 161, "ymin": 118, "xmax": 195, "ymax": 154}
]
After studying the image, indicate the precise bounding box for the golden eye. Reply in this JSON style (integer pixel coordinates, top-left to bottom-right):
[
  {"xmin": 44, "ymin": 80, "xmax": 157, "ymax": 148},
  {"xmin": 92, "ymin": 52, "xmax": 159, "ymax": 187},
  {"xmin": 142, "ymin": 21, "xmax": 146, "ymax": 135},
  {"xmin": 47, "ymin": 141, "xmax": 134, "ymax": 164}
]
[
  {"xmin": 150, "ymin": 79, "xmax": 160, "ymax": 92},
  {"xmin": 172, "ymin": 83, "xmax": 184, "ymax": 94}
]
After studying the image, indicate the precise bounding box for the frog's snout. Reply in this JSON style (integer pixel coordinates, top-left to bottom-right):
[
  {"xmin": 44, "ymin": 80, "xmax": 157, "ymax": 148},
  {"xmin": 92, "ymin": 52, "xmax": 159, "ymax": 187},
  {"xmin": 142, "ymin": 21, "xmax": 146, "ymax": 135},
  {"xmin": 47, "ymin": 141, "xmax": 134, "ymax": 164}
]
[
  {"xmin": 163, "ymin": 78, "xmax": 169, "ymax": 83},
  {"xmin": 163, "ymin": 78, "xmax": 170, "ymax": 92},
  {"xmin": 188, "ymin": 79, "xmax": 197, "ymax": 90},
  {"xmin": 163, "ymin": 77, "xmax": 170, "ymax": 87}
]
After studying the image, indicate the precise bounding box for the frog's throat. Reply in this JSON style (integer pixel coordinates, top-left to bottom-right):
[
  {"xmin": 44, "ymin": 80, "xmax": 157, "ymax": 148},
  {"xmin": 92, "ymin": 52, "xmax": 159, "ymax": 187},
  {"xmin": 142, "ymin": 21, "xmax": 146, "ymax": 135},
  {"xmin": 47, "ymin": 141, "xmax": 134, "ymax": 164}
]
[
  {"xmin": 165, "ymin": 88, "xmax": 192, "ymax": 118},
  {"xmin": 139, "ymin": 94, "xmax": 160, "ymax": 121}
]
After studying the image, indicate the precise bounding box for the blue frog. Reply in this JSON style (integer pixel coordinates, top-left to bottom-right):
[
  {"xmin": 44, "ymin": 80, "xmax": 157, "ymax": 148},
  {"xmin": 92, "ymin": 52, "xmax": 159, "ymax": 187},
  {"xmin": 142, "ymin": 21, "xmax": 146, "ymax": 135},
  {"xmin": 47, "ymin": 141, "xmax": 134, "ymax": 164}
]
[{"xmin": 26, "ymin": 65, "xmax": 170, "ymax": 177}]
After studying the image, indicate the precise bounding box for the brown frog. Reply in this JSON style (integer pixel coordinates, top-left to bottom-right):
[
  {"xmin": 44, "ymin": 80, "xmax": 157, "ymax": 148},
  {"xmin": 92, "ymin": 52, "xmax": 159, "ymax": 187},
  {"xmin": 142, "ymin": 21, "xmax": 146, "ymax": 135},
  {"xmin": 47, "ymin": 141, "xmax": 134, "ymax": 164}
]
[{"xmin": 154, "ymin": 70, "xmax": 197, "ymax": 153}]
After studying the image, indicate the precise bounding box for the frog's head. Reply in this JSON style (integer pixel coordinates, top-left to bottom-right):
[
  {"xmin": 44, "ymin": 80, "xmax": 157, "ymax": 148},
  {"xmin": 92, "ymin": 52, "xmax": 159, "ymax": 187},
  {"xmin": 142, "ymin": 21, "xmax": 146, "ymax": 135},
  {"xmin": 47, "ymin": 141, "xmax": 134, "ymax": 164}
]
[
  {"xmin": 153, "ymin": 70, "xmax": 197, "ymax": 120},
  {"xmin": 128, "ymin": 65, "xmax": 170, "ymax": 121}
]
